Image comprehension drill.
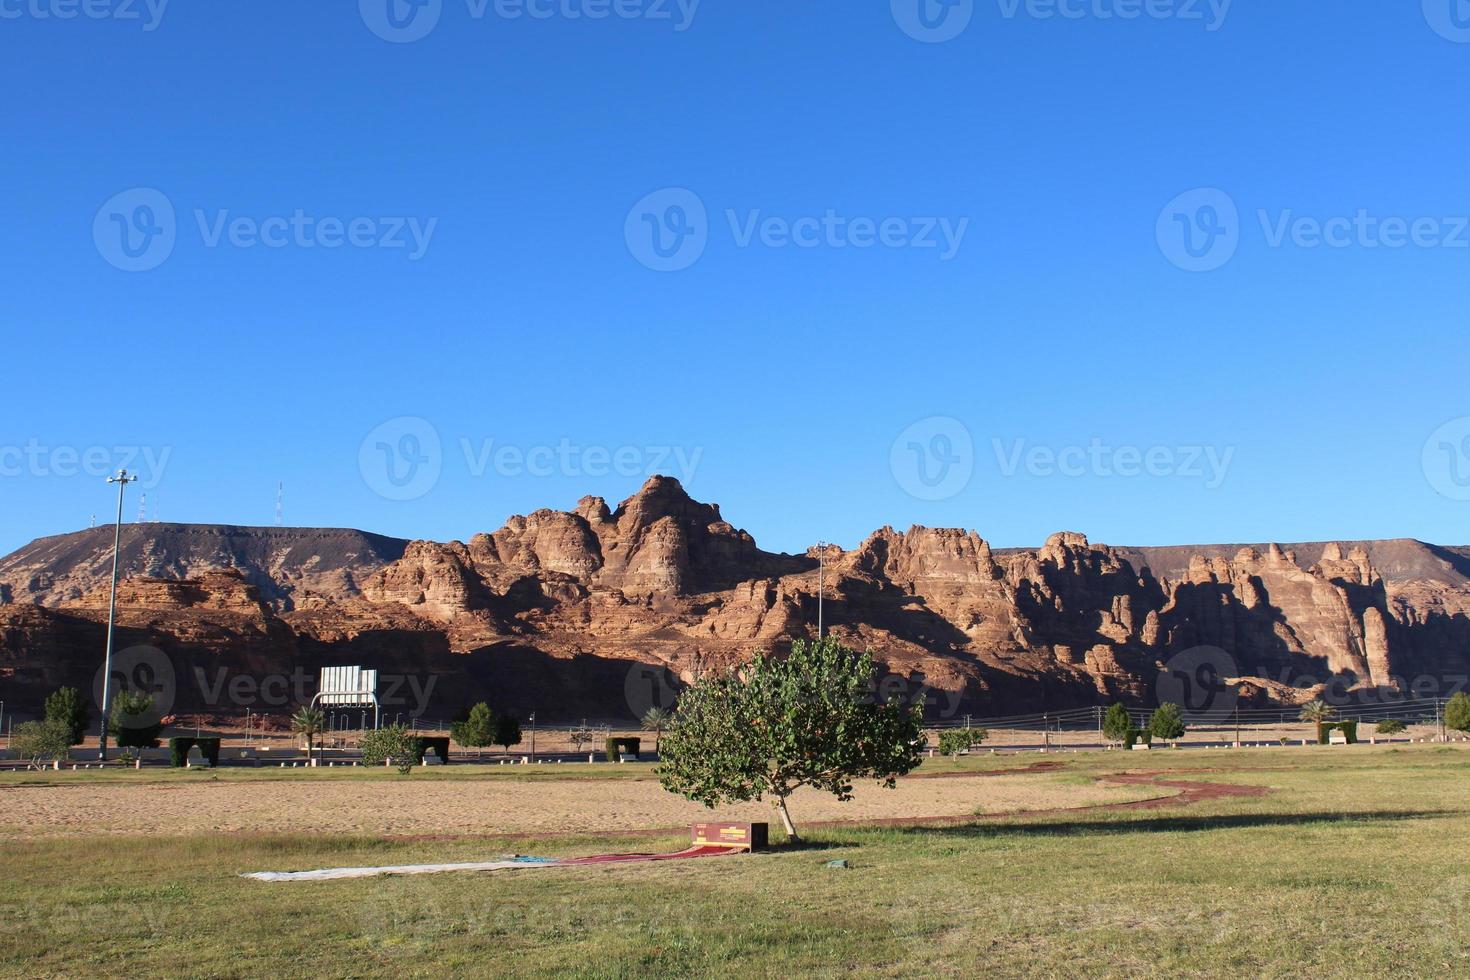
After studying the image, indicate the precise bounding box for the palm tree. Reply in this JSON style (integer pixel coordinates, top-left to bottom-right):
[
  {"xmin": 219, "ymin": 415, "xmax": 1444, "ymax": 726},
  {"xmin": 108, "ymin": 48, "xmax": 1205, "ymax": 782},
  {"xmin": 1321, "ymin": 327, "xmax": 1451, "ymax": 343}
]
[
  {"xmin": 291, "ymin": 707, "xmax": 326, "ymax": 766},
  {"xmin": 1299, "ymin": 699, "xmax": 1335, "ymax": 743},
  {"xmin": 641, "ymin": 707, "xmax": 674, "ymax": 755}
]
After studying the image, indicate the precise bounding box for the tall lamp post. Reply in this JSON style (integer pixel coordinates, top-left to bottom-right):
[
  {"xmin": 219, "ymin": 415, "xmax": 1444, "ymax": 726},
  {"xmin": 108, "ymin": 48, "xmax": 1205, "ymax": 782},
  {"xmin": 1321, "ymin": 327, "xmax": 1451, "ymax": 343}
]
[
  {"xmin": 815, "ymin": 540, "xmax": 827, "ymax": 639},
  {"xmin": 98, "ymin": 469, "xmax": 137, "ymax": 761}
]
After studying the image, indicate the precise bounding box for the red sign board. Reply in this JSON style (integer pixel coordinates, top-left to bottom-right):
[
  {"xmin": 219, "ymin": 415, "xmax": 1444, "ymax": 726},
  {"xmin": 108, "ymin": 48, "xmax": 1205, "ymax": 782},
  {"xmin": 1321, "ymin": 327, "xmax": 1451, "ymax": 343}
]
[{"xmin": 691, "ymin": 822, "xmax": 768, "ymax": 851}]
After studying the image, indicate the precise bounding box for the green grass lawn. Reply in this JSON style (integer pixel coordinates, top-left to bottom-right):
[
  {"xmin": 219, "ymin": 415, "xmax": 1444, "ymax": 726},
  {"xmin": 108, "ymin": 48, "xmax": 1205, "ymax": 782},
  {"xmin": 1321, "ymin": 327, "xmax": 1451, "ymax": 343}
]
[{"xmin": 2, "ymin": 746, "xmax": 1467, "ymax": 978}]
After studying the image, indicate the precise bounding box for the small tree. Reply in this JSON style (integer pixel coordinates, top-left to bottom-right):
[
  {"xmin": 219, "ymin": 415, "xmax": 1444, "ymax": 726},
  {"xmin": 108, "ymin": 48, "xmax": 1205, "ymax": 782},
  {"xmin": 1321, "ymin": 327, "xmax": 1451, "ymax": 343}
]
[
  {"xmin": 44, "ymin": 687, "xmax": 90, "ymax": 746},
  {"xmin": 493, "ymin": 714, "xmax": 522, "ymax": 754},
  {"xmin": 1375, "ymin": 719, "xmax": 1407, "ymax": 736},
  {"xmin": 938, "ymin": 727, "xmax": 989, "ymax": 757},
  {"xmin": 641, "ymin": 707, "xmax": 674, "ymax": 754},
  {"xmin": 451, "ymin": 703, "xmax": 495, "ymax": 758},
  {"xmin": 290, "ymin": 707, "xmax": 326, "ymax": 764},
  {"xmin": 108, "ymin": 691, "xmax": 163, "ymax": 748},
  {"xmin": 1149, "ymin": 703, "xmax": 1186, "ymax": 743},
  {"xmin": 1299, "ymin": 700, "xmax": 1336, "ymax": 743},
  {"xmin": 657, "ymin": 638, "xmax": 926, "ymax": 842},
  {"xmin": 1102, "ymin": 703, "xmax": 1133, "ymax": 744},
  {"xmin": 1445, "ymin": 692, "xmax": 1470, "ymax": 735},
  {"xmin": 12, "ymin": 720, "xmax": 71, "ymax": 769},
  {"xmin": 360, "ymin": 724, "xmax": 418, "ymax": 774}
]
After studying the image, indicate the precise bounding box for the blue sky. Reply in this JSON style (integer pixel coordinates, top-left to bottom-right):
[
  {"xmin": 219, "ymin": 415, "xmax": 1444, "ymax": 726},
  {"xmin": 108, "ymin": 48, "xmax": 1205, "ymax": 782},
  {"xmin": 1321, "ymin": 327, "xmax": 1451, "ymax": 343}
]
[{"xmin": 3, "ymin": 1, "xmax": 1469, "ymax": 558}]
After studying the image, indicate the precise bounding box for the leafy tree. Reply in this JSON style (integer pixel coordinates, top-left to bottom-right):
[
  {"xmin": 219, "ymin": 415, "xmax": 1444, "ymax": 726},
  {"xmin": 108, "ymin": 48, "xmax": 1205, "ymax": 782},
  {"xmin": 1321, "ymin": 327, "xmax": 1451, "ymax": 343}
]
[
  {"xmin": 451, "ymin": 703, "xmax": 495, "ymax": 757},
  {"xmin": 493, "ymin": 714, "xmax": 522, "ymax": 753},
  {"xmin": 108, "ymin": 691, "xmax": 163, "ymax": 748},
  {"xmin": 290, "ymin": 707, "xmax": 326, "ymax": 764},
  {"xmin": 1298, "ymin": 700, "xmax": 1335, "ymax": 723},
  {"xmin": 360, "ymin": 724, "xmax": 418, "ymax": 774},
  {"xmin": 1102, "ymin": 703, "xmax": 1133, "ymax": 744},
  {"xmin": 12, "ymin": 720, "xmax": 71, "ymax": 769},
  {"xmin": 1375, "ymin": 719, "xmax": 1407, "ymax": 735},
  {"xmin": 641, "ymin": 707, "xmax": 674, "ymax": 754},
  {"xmin": 1446, "ymin": 692, "xmax": 1470, "ymax": 734},
  {"xmin": 657, "ymin": 638, "xmax": 926, "ymax": 842},
  {"xmin": 938, "ymin": 727, "xmax": 988, "ymax": 757},
  {"xmin": 1148, "ymin": 703, "xmax": 1186, "ymax": 742},
  {"xmin": 44, "ymin": 686, "xmax": 90, "ymax": 746}
]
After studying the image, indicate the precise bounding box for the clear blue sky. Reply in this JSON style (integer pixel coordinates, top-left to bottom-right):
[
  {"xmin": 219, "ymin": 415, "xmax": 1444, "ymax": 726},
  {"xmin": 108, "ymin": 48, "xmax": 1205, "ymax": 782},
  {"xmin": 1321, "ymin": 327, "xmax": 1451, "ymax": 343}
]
[{"xmin": 4, "ymin": 2, "xmax": 1469, "ymax": 559}]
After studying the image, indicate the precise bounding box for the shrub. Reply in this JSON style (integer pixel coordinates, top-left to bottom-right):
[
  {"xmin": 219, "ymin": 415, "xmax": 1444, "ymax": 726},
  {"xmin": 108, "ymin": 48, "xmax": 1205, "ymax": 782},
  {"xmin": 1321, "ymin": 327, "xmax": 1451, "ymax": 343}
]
[
  {"xmin": 360, "ymin": 725, "xmax": 418, "ymax": 774},
  {"xmin": 169, "ymin": 737, "xmax": 222, "ymax": 767},
  {"xmin": 108, "ymin": 691, "xmax": 162, "ymax": 748},
  {"xmin": 1375, "ymin": 719, "xmax": 1407, "ymax": 735},
  {"xmin": 1446, "ymin": 692, "xmax": 1470, "ymax": 734},
  {"xmin": 44, "ymin": 686, "xmax": 90, "ymax": 746},
  {"xmin": 938, "ymin": 727, "xmax": 989, "ymax": 757},
  {"xmin": 604, "ymin": 737, "xmax": 641, "ymax": 762},
  {"xmin": 1124, "ymin": 728, "xmax": 1152, "ymax": 749},
  {"xmin": 1148, "ymin": 703, "xmax": 1186, "ymax": 742},
  {"xmin": 12, "ymin": 720, "xmax": 71, "ymax": 768},
  {"xmin": 1102, "ymin": 703, "xmax": 1133, "ymax": 744}
]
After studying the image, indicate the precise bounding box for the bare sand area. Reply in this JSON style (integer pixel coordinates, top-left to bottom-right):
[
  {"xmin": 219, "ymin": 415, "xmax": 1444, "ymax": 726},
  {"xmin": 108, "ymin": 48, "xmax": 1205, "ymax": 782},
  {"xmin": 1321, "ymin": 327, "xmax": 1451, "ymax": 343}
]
[{"xmin": 0, "ymin": 771, "xmax": 1169, "ymax": 839}]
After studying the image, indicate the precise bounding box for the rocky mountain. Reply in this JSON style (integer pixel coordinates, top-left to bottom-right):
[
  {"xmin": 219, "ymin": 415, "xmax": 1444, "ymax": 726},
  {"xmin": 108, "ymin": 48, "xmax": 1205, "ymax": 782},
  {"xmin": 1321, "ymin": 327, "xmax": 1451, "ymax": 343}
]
[{"xmin": 2, "ymin": 477, "xmax": 1467, "ymax": 724}]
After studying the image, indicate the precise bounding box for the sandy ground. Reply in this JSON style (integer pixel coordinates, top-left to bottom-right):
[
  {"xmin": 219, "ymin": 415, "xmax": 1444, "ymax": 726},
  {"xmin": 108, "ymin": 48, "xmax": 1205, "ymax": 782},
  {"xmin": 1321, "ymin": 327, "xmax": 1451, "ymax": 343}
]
[{"xmin": 0, "ymin": 772, "xmax": 1164, "ymax": 839}]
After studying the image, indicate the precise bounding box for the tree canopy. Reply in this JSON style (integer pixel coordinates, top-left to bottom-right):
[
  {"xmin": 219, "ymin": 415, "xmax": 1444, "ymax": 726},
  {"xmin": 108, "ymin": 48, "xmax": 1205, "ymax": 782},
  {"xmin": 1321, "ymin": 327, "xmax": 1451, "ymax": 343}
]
[
  {"xmin": 44, "ymin": 686, "xmax": 90, "ymax": 746},
  {"xmin": 656, "ymin": 638, "xmax": 926, "ymax": 841},
  {"xmin": 451, "ymin": 703, "xmax": 495, "ymax": 751}
]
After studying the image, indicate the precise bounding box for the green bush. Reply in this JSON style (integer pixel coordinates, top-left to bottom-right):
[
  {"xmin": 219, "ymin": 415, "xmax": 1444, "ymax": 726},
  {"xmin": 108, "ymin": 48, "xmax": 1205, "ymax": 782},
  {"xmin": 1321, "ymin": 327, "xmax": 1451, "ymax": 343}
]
[
  {"xmin": 1148, "ymin": 703, "xmax": 1186, "ymax": 741},
  {"xmin": 450, "ymin": 703, "xmax": 494, "ymax": 752},
  {"xmin": 1375, "ymin": 719, "xmax": 1407, "ymax": 735},
  {"xmin": 44, "ymin": 686, "xmax": 90, "ymax": 746},
  {"xmin": 360, "ymin": 725, "xmax": 419, "ymax": 774},
  {"xmin": 11, "ymin": 720, "xmax": 71, "ymax": 768},
  {"xmin": 1124, "ymin": 728, "xmax": 1153, "ymax": 749},
  {"xmin": 1446, "ymin": 692, "xmax": 1470, "ymax": 734},
  {"xmin": 108, "ymin": 691, "xmax": 162, "ymax": 749},
  {"xmin": 1103, "ymin": 703, "xmax": 1133, "ymax": 744},
  {"xmin": 938, "ymin": 727, "xmax": 989, "ymax": 757},
  {"xmin": 1317, "ymin": 721, "xmax": 1358, "ymax": 745},
  {"xmin": 604, "ymin": 737, "xmax": 641, "ymax": 762}
]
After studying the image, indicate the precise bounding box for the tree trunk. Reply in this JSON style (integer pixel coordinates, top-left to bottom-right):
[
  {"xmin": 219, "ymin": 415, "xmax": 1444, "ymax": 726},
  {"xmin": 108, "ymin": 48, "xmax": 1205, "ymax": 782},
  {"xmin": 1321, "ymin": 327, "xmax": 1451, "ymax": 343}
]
[{"xmin": 775, "ymin": 795, "xmax": 800, "ymax": 843}]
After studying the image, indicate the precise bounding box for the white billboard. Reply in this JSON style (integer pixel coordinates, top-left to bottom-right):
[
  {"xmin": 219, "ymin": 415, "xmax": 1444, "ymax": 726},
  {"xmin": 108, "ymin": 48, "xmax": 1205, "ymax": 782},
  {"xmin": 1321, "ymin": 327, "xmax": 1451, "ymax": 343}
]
[{"xmin": 317, "ymin": 666, "xmax": 379, "ymax": 707}]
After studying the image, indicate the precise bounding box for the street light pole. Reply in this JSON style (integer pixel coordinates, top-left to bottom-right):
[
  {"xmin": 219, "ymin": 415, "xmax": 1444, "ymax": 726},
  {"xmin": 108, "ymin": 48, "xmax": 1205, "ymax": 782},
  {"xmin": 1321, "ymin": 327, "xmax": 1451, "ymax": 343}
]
[
  {"xmin": 815, "ymin": 541, "xmax": 826, "ymax": 639},
  {"xmin": 98, "ymin": 469, "xmax": 137, "ymax": 762}
]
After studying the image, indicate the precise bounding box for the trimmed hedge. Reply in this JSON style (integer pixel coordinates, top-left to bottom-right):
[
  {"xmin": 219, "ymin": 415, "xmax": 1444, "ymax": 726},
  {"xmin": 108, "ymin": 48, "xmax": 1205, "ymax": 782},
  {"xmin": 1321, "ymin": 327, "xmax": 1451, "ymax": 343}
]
[
  {"xmin": 604, "ymin": 737, "xmax": 641, "ymax": 762},
  {"xmin": 168, "ymin": 737, "xmax": 221, "ymax": 768},
  {"xmin": 1124, "ymin": 728, "xmax": 1153, "ymax": 749},
  {"xmin": 1317, "ymin": 721, "xmax": 1358, "ymax": 745},
  {"xmin": 413, "ymin": 736, "xmax": 451, "ymax": 764}
]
